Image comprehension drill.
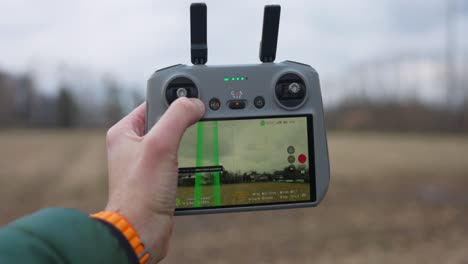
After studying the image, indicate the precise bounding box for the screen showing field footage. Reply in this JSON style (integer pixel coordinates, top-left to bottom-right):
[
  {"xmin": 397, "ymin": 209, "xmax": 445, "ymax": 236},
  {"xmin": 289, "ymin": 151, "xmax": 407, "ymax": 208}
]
[{"xmin": 176, "ymin": 116, "xmax": 314, "ymax": 209}]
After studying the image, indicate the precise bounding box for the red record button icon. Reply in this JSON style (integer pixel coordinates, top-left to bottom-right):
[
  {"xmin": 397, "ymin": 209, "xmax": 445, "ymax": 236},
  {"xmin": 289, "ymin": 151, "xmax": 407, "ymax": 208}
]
[{"xmin": 298, "ymin": 154, "xmax": 307, "ymax": 164}]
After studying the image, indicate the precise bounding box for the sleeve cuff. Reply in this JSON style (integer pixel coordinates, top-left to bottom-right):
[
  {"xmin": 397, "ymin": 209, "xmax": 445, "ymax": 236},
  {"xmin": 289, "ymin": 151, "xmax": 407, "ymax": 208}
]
[{"xmin": 93, "ymin": 218, "xmax": 140, "ymax": 264}]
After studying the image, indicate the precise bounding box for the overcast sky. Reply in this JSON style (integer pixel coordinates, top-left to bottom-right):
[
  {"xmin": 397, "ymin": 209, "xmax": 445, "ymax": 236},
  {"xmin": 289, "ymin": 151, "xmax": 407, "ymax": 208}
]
[{"xmin": 0, "ymin": 0, "xmax": 466, "ymax": 95}]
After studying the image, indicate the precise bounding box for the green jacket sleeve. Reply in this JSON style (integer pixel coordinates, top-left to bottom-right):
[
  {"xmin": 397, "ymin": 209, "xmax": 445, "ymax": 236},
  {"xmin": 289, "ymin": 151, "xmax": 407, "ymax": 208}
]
[{"xmin": 0, "ymin": 208, "xmax": 138, "ymax": 264}]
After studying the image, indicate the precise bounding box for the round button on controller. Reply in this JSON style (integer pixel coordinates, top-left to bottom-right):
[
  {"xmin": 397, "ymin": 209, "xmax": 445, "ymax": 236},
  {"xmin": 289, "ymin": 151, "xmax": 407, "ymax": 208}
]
[
  {"xmin": 209, "ymin": 98, "xmax": 221, "ymax": 111},
  {"xmin": 254, "ymin": 96, "xmax": 265, "ymax": 109}
]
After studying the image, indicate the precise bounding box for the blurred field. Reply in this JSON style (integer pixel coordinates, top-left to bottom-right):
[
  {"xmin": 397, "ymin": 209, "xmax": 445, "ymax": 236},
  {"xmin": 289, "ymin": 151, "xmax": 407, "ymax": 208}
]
[{"xmin": 1, "ymin": 130, "xmax": 468, "ymax": 263}]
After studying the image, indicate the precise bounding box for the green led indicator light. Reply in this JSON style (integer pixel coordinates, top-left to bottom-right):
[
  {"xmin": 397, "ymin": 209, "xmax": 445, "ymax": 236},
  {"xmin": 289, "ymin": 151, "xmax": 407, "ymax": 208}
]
[{"xmin": 225, "ymin": 76, "xmax": 247, "ymax": 81}]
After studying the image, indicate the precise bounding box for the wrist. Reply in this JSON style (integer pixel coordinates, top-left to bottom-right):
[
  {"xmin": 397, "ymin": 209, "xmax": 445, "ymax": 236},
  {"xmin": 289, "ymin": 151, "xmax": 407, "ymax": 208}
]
[{"xmin": 103, "ymin": 203, "xmax": 174, "ymax": 263}]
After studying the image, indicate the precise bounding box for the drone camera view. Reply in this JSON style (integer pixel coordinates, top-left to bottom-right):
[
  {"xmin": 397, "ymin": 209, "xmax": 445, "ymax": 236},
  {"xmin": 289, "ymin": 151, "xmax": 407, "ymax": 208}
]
[{"xmin": 176, "ymin": 116, "xmax": 315, "ymax": 209}]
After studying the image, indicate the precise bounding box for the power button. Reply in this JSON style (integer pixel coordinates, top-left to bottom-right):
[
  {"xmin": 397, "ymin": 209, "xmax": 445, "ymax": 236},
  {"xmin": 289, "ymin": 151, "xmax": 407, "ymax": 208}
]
[
  {"xmin": 254, "ymin": 96, "xmax": 265, "ymax": 109},
  {"xmin": 209, "ymin": 98, "xmax": 221, "ymax": 111}
]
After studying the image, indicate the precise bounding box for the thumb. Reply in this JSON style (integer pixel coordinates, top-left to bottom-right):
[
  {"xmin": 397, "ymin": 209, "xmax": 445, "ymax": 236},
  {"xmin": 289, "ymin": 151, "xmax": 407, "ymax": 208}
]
[{"xmin": 144, "ymin": 97, "xmax": 205, "ymax": 155}]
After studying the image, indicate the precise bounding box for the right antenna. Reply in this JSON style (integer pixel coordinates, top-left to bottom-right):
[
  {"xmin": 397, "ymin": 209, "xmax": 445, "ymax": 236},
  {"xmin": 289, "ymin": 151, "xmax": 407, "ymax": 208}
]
[
  {"xmin": 191, "ymin": 3, "xmax": 208, "ymax": 65},
  {"xmin": 259, "ymin": 5, "xmax": 281, "ymax": 63}
]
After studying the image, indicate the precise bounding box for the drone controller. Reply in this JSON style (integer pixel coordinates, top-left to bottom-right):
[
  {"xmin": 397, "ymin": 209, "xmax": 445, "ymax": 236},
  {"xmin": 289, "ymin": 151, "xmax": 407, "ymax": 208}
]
[{"xmin": 145, "ymin": 3, "xmax": 330, "ymax": 215}]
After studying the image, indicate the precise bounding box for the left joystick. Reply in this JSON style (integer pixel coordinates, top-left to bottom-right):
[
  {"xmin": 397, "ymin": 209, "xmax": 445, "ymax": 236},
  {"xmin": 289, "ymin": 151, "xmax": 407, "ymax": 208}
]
[{"xmin": 165, "ymin": 77, "xmax": 199, "ymax": 105}]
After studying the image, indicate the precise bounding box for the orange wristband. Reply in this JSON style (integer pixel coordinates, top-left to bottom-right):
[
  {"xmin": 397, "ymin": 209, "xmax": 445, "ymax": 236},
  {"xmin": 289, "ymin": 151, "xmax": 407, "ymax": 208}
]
[{"xmin": 90, "ymin": 211, "xmax": 151, "ymax": 264}]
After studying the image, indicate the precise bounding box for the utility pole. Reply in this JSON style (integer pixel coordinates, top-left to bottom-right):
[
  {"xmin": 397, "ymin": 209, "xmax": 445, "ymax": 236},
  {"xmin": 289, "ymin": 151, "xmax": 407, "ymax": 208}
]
[
  {"xmin": 445, "ymin": 0, "xmax": 464, "ymax": 131},
  {"xmin": 445, "ymin": 0, "xmax": 457, "ymax": 108}
]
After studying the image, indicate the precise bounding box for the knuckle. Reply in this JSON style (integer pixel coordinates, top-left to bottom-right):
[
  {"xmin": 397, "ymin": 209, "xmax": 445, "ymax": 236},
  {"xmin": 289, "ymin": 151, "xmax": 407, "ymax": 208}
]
[{"xmin": 106, "ymin": 126, "xmax": 119, "ymax": 147}]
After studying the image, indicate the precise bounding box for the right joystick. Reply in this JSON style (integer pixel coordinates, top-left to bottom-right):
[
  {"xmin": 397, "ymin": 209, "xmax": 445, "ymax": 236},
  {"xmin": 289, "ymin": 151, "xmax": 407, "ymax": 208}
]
[
  {"xmin": 275, "ymin": 73, "xmax": 306, "ymax": 108},
  {"xmin": 288, "ymin": 82, "xmax": 301, "ymax": 94}
]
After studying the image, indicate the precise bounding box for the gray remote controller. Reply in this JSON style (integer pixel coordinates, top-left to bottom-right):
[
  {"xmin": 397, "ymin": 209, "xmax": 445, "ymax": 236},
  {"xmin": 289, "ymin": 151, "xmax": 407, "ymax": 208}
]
[{"xmin": 145, "ymin": 3, "xmax": 329, "ymax": 215}]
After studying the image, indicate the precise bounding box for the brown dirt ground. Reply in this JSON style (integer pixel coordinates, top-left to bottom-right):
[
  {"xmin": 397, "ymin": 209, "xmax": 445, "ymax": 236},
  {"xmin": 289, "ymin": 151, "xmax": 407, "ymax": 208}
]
[{"xmin": 0, "ymin": 130, "xmax": 468, "ymax": 264}]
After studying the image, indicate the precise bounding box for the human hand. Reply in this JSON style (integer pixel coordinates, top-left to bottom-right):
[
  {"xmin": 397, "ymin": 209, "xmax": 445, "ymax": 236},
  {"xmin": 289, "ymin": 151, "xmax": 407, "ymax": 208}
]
[{"xmin": 104, "ymin": 98, "xmax": 205, "ymax": 263}]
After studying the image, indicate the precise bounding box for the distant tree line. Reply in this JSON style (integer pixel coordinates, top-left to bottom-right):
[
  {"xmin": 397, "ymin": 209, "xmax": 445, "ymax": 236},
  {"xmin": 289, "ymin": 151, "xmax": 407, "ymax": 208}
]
[
  {"xmin": 178, "ymin": 166, "xmax": 309, "ymax": 186},
  {"xmin": 324, "ymin": 55, "xmax": 468, "ymax": 134},
  {"xmin": 326, "ymin": 97, "xmax": 468, "ymax": 133},
  {"xmin": 1, "ymin": 63, "xmax": 467, "ymax": 133},
  {"xmin": 0, "ymin": 70, "xmax": 144, "ymax": 128}
]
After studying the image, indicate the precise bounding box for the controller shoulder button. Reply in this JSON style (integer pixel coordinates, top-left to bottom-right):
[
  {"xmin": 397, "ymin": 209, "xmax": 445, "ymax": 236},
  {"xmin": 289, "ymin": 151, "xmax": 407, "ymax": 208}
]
[
  {"xmin": 156, "ymin": 64, "xmax": 182, "ymax": 73},
  {"xmin": 284, "ymin": 60, "xmax": 311, "ymax": 68}
]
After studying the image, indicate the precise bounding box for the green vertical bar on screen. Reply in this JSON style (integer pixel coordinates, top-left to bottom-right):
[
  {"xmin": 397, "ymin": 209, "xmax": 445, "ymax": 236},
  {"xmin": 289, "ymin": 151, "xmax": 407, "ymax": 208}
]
[
  {"xmin": 212, "ymin": 121, "xmax": 221, "ymax": 206},
  {"xmin": 194, "ymin": 122, "xmax": 204, "ymax": 207}
]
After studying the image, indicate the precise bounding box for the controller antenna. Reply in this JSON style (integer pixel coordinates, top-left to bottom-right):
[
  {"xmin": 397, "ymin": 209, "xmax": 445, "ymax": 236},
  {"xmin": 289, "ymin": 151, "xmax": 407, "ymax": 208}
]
[
  {"xmin": 190, "ymin": 3, "xmax": 208, "ymax": 65},
  {"xmin": 259, "ymin": 5, "xmax": 281, "ymax": 63}
]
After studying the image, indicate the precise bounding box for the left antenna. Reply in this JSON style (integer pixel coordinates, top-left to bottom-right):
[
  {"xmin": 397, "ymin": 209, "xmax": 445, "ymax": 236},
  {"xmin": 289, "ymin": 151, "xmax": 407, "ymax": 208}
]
[{"xmin": 191, "ymin": 3, "xmax": 207, "ymax": 65}]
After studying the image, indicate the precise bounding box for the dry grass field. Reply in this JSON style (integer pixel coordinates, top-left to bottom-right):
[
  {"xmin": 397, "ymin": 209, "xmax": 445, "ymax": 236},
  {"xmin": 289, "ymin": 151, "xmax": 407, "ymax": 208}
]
[
  {"xmin": 1, "ymin": 130, "xmax": 468, "ymax": 263},
  {"xmin": 177, "ymin": 182, "xmax": 310, "ymax": 208}
]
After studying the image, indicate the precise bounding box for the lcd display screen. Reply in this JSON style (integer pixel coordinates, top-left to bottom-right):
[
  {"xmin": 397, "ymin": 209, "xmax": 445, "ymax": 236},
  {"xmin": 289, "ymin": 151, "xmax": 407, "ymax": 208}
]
[{"xmin": 176, "ymin": 115, "xmax": 315, "ymax": 210}]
